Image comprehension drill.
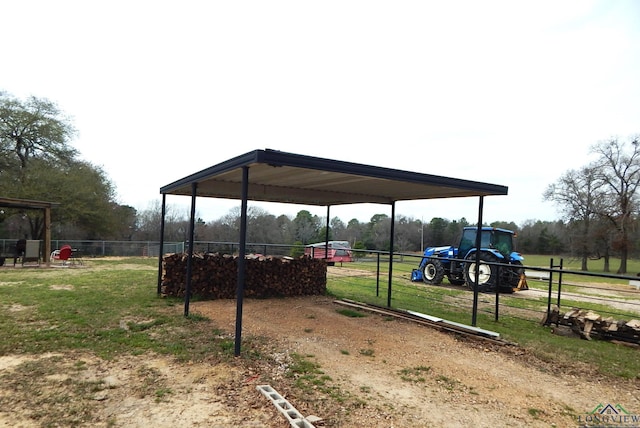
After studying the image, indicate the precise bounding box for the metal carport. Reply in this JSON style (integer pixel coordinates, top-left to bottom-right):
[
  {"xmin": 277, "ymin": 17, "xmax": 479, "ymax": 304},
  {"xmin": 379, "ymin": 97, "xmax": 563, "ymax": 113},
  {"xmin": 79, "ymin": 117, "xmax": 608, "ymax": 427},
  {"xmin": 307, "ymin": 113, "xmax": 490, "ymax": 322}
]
[{"xmin": 158, "ymin": 148, "xmax": 509, "ymax": 356}]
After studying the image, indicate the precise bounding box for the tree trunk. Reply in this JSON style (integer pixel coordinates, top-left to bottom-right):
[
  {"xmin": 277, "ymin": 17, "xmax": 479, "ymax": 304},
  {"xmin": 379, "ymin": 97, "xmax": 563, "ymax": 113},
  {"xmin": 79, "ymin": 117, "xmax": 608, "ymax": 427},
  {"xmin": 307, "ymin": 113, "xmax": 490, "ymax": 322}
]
[
  {"xmin": 580, "ymin": 255, "xmax": 588, "ymax": 271},
  {"xmin": 617, "ymin": 246, "xmax": 628, "ymax": 274},
  {"xmin": 580, "ymin": 218, "xmax": 590, "ymax": 271}
]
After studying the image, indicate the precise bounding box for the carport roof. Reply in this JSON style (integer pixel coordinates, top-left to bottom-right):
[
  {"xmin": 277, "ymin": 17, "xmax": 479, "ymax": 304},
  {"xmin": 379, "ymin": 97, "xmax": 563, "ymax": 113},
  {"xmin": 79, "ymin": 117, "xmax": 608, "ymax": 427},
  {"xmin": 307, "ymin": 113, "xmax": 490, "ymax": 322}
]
[
  {"xmin": 0, "ymin": 197, "xmax": 59, "ymax": 210},
  {"xmin": 160, "ymin": 149, "xmax": 508, "ymax": 205}
]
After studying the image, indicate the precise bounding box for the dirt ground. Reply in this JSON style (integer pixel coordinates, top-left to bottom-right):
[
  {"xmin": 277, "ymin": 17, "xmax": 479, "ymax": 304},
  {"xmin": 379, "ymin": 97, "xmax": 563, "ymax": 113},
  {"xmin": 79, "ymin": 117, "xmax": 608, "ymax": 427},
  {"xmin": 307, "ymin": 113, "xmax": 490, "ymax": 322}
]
[
  {"xmin": 2, "ymin": 294, "xmax": 639, "ymax": 428},
  {"xmin": 191, "ymin": 295, "xmax": 640, "ymax": 427}
]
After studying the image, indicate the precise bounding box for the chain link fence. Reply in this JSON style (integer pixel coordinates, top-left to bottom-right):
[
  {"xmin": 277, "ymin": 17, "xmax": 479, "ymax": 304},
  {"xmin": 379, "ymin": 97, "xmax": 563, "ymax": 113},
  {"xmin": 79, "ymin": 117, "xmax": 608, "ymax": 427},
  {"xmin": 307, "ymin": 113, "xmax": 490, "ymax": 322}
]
[
  {"xmin": 0, "ymin": 239, "xmax": 310, "ymax": 259},
  {"xmin": 0, "ymin": 239, "xmax": 186, "ymax": 259}
]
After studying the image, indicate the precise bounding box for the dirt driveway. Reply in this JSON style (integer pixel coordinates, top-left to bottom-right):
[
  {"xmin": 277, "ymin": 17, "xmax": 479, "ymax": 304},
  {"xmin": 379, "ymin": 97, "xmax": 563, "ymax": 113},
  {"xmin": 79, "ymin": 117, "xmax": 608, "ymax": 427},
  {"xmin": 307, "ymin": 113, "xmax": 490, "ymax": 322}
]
[{"xmin": 189, "ymin": 295, "xmax": 639, "ymax": 427}]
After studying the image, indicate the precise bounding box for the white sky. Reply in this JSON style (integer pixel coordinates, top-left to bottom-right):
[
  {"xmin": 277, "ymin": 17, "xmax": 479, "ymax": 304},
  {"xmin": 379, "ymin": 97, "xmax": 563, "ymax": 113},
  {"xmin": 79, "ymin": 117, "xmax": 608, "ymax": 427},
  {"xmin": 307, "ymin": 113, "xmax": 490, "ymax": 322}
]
[{"xmin": 2, "ymin": 1, "xmax": 639, "ymax": 226}]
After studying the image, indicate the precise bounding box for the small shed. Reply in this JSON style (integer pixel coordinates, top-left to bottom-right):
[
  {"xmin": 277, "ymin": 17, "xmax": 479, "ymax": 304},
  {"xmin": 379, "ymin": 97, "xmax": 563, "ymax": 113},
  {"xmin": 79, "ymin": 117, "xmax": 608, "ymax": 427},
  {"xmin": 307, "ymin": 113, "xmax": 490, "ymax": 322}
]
[
  {"xmin": 159, "ymin": 149, "xmax": 509, "ymax": 355},
  {"xmin": 0, "ymin": 196, "xmax": 58, "ymax": 266}
]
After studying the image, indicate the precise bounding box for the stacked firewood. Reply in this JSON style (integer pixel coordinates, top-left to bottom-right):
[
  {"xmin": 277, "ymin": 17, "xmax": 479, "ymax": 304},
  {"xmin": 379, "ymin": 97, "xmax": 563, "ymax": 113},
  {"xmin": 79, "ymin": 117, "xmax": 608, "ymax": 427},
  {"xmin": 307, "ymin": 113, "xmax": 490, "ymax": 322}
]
[
  {"xmin": 544, "ymin": 306, "xmax": 640, "ymax": 345},
  {"xmin": 161, "ymin": 253, "xmax": 327, "ymax": 299}
]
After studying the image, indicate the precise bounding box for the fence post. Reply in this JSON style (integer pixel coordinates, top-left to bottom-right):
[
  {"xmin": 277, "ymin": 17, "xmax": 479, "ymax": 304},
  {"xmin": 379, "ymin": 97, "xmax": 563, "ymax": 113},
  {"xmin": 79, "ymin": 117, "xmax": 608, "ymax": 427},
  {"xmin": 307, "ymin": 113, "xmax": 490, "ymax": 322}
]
[
  {"xmin": 375, "ymin": 252, "xmax": 380, "ymax": 297},
  {"xmin": 495, "ymin": 263, "xmax": 500, "ymax": 321},
  {"xmin": 556, "ymin": 258, "xmax": 564, "ymax": 307},
  {"xmin": 545, "ymin": 258, "xmax": 554, "ymax": 324}
]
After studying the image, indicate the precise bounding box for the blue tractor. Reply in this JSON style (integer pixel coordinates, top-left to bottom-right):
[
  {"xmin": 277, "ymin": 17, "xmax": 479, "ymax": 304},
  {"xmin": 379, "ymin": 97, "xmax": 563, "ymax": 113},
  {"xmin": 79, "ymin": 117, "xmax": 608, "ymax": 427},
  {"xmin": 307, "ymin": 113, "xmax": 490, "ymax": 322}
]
[{"xmin": 412, "ymin": 227, "xmax": 526, "ymax": 292}]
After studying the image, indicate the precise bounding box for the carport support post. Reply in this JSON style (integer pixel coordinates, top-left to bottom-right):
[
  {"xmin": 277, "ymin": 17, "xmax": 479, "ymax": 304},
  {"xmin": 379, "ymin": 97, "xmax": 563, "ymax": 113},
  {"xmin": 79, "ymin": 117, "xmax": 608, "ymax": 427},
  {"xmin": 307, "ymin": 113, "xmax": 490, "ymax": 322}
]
[
  {"xmin": 184, "ymin": 183, "xmax": 198, "ymax": 317},
  {"xmin": 44, "ymin": 206, "xmax": 52, "ymax": 266},
  {"xmin": 324, "ymin": 206, "xmax": 330, "ymax": 258},
  {"xmin": 387, "ymin": 201, "xmax": 396, "ymax": 308},
  {"xmin": 157, "ymin": 193, "xmax": 167, "ymax": 295},
  {"xmin": 234, "ymin": 166, "xmax": 250, "ymax": 357},
  {"xmin": 471, "ymin": 196, "xmax": 484, "ymax": 327}
]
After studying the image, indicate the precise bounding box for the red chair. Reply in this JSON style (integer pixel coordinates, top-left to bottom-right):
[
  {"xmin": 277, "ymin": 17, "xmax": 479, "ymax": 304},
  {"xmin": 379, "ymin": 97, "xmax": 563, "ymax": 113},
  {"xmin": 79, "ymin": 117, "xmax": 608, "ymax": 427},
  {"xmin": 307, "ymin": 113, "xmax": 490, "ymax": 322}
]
[{"xmin": 51, "ymin": 245, "xmax": 72, "ymax": 265}]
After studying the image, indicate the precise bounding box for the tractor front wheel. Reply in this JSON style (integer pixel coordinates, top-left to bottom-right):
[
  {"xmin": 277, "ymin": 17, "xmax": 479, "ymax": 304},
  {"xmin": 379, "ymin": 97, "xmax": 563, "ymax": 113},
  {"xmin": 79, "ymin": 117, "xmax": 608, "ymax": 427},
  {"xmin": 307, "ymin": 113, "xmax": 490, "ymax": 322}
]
[
  {"xmin": 422, "ymin": 258, "xmax": 445, "ymax": 285},
  {"xmin": 464, "ymin": 253, "xmax": 498, "ymax": 290}
]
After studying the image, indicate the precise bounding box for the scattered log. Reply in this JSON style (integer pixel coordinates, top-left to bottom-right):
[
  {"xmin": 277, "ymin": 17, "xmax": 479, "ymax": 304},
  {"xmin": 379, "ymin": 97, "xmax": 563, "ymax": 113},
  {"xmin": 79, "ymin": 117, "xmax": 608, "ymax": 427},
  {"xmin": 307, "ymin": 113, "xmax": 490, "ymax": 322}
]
[
  {"xmin": 161, "ymin": 253, "xmax": 327, "ymax": 299},
  {"xmin": 543, "ymin": 306, "xmax": 640, "ymax": 345}
]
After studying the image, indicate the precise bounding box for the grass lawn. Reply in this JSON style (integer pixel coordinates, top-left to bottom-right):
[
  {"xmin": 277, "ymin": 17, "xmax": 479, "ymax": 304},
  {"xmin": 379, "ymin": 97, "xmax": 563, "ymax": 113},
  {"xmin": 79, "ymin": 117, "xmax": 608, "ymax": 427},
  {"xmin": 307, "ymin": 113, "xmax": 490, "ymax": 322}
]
[
  {"xmin": 329, "ymin": 254, "xmax": 640, "ymax": 379},
  {"xmin": 0, "ymin": 258, "xmax": 239, "ymax": 361},
  {"xmin": 1, "ymin": 256, "xmax": 638, "ymax": 381}
]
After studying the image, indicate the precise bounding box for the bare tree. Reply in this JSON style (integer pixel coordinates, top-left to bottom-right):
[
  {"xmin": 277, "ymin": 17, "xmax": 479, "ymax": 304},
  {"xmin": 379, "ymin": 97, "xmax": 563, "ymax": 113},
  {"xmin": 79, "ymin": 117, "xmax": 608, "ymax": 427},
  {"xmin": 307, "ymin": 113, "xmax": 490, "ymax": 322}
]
[
  {"xmin": 590, "ymin": 137, "xmax": 640, "ymax": 274},
  {"xmin": 136, "ymin": 201, "xmax": 192, "ymax": 242},
  {"xmin": 544, "ymin": 165, "xmax": 603, "ymax": 270}
]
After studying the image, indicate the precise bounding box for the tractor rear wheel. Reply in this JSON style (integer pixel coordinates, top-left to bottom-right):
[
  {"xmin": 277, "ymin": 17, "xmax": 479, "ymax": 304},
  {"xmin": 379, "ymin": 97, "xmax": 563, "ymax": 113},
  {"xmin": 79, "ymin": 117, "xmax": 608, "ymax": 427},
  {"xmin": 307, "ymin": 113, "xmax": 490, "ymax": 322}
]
[
  {"xmin": 499, "ymin": 260, "xmax": 525, "ymax": 292},
  {"xmin": 464, "ymin": 253, "xmax": 498, "ymax": 290},
  {"xmin": 422, "ymin": 258, "xmax": 445, "ymax": 285}
]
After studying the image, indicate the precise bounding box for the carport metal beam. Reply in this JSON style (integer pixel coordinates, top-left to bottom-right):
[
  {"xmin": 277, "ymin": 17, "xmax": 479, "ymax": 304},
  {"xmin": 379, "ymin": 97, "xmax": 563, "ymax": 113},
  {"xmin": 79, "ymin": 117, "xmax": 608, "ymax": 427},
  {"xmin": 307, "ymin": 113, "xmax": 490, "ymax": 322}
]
[
  {"xmin": 184, "ymin": 183, "xmax": 198, "ymax": 317},
  {"xmin": 387, "ymin": 201, "xmax": 396, "ymax": 308}
]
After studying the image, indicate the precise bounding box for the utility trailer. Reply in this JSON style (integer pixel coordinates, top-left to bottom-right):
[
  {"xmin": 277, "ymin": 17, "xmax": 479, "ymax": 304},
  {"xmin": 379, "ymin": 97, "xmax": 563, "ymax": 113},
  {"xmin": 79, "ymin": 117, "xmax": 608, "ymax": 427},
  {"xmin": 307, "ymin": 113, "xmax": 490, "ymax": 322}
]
[{"xmin": 305, "ymin": 240, "xmax": 353, "ymax": 265}]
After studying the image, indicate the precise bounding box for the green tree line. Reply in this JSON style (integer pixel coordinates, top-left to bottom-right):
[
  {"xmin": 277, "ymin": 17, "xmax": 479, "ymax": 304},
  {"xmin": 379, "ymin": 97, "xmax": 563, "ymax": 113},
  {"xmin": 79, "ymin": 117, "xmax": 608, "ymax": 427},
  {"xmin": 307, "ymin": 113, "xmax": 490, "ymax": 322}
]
[
  {"xmin": 0, "ymin": 91, "xmax": 136, "ymax": 240},
  {"xmin": 2, "ymin": 91, "xmax": 640, "ymax": 273}
]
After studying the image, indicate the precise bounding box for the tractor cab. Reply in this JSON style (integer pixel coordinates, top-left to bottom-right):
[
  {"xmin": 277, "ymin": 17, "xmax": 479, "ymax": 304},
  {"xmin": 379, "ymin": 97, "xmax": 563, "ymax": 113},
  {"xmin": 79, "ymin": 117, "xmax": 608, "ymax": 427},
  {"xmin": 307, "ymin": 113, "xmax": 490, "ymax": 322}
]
[{"xmin": 457, "ymin": 227, "xmax": 515, "ymax": 260}]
